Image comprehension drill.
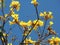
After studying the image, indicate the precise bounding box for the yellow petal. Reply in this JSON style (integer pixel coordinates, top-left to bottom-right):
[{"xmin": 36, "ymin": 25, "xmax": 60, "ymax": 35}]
[
  {"xmin": 40, "ymin": 12, "xmax": 44, "ymax": 16},
  {"xmin": 9, "ymin": 20, "xmax": 15, "ymax": 25},
  {"xmin": 27, "ymin": 20, "xmax": 32, "ymax": 26},
  {"xmin": 19, "ymin": 21, "xmax": 27, "ymax": 27},
  {"xmin": 49, "ymin": 12, "xmax": 52, "ymax": 15},
  {"xmin": 44, "ymin": 11, "xmax": 46, "ymax": 15},
  {"xmin": 38, "ymin": 20, "xmax": 44, "ymax": 26},
  {"xmin": 31, "ymin": 0, "xmax": 36, "ymax": 4},
  {"xmin": 49, "ymin": 21, "xmax": 54, "ymax": 26}
]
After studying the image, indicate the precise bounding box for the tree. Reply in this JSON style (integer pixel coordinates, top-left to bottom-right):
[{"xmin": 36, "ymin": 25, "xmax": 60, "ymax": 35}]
[{"xmin": 0, "ymin": 0, "xmax": 60, "ymax": 45}]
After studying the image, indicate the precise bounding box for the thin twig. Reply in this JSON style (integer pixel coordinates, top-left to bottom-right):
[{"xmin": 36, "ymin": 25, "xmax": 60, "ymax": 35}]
[
  {"xmin": 35, "ymin": 6, "xmax": 39, "ymax": 20},
  {"xmin": 41, "ymin": 34, "xmax": 50, "ymax": 41},
  {"xmin": 1, "ymin": 0, "xmax": 4, "ymax": 16},
  {"xmin": 40, "ymin": 20, "xmax": 47, "ymax": 38}
]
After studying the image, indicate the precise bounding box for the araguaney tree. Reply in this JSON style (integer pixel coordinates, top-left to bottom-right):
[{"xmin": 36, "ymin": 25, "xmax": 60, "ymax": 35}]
[{"xmin": 0, "ymin": 0, "xmax": 60, "ymax": 45}]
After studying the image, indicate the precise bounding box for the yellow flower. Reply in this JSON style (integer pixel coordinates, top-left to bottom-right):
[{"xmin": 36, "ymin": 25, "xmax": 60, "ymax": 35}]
[
  {"xmin": 49, "ymin": 21, "xmax": 54, "ymax": 26},
  {"xmin": 33, "ymin": 20, "xmax": 44, "ymax": 26},
  {"xmin": 28, "ymin": 37, "xmax": 36, "ymax": 44},
  {"xmin": 33, "ymin": 20, "xmax": 38, "ymax": 30},
  {"xmin": 31, "ymin": 0, "xmax": 36, "ymax": 3},
  {"xmin": 33, "ymin": 20, "xmax": 44, "ymax": 30},
  {"xmin": 9, "ymin": 19, "xmax": 16, "ymax": 25},
  {"xmin": 27, "ymin": 20, "xmax": 32, "ymax": 26},
  {"xmin": 10, "ymin": 1, "xmax": 20, "ymax": 11},
  {"xmin": 11, "ymin": 13, "xmax": 19, "ymax": 22},
  {"xmin": 31, "ymin": 0, "xmax": 38, "ymax": 6},
  {"xmin": 24, "ymin": 37, "xmax": 36, "ymax": 45},
  {"xmin": 40, "ymin": 11, "xmax": 53, "ymax": 20},
  {"xmin": 49, "ymin": 12, "xmax": 52, "ymax": 15},
  {"xmin": 40, "ymin": 12, "xmax": 44, "ymax": 16},
  {"xmin": 24, "ymin": 38, "xmax": 29, "ymax": 45},
  {"xmin": 44, "ymin": 11, "xmax": 47, "ymax": 15},
  {"xmin": 54, "ymin": 37, "xmax": 60, "ymax": 43},
  {"xmin": 38, "ymin": 20, "xmax": 44, "ymax": 26},
  {"xmin": 48, "ymin": 39, "xmax": 54, "ymax": 45},
  {"xmin": 48, "ymin": 37, "xmax": 60, "ymax": 45},
  {"xmin": 33, "ymin": 20, "xmax": 37, "ymax": 24},
  {"xmin": 19, "ymin": 21, "xmax": 27, "ymax": 27}
]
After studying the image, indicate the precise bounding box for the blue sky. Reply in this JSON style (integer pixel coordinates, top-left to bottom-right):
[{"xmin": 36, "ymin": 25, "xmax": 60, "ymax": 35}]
[{"xmin": 0, "ymin": 0, "xmax": 60, "ymax": 45}]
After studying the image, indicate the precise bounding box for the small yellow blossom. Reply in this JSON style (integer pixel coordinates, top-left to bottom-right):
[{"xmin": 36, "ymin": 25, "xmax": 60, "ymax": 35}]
[
  {"xmin": 19, "ymin": 21, "xmax": 27, "ymax": 27},
  {"xmin": 24, "ymin": 37, "xmax": 36, "ymax": 45},
  {"xmin": 33, "ymin": 20, "xmax": 44, "ymax": 30},
  {"xmin": 48, "ymin": 37, "xmax": 60, "ymax": 45},
  {"xmin": 27, "ymin": 20, "xmax": 32, "ymax": 26},
  {"xmin": 33, "ymin": 20, "xmax": 37, "ymax": 24},
  {"xmin": 49, "ymin": 21, "xmax": 54, "ymax": 26},
  {"xmin": 44, "ymin": 11, "xmax": 47, "ymax": 15},
  {"xmin": 11, "ymin": 13, "xmax": 19, "ymax": 22},
  {"xmin": 33, "ymin": 20, "xmax": 44, "ymax": 26},
  {"xmin": 31, "ymin": 0, "xmax": 36, "ymax": 3},
  {"xmin": 38, "ymin": 20, "xmax": 44, "ymax": 26},
  {"xmin": 54, "ymin": 37, "xmax": 60, "ymax": 43},
  {"xmin": 11, "ymin": 14, "xmax": 18, "ymax": 19},
  {"xmin": 24, "ymin": 38, "xmax": 29, "ymax": 45},
  {"xmin": 40, "ymin": 11, "xmax": 53, "ymax": 20},
  {"xmin": 49, "ymin": 12, "xmax": 52, "ymax": 15},
  {"xmin": 10, "ymin": 1, "xmax": 20, "ymax": 11},
  {"xmin": 29, "ymin": 37, "xmax": 36, "ymax": 43},
  {"xmin": 40, "ymin": 12, "xmax": 44, "ymax": 16},
  {"xmin": 33, "ymin": 20, "xmax": 38, "ymax": 30},
  {"xmin": 31, "ymin": 0, "xmax": 38, "ymax": 6},
  {"xmin": 9, "ymin": 19, "xmax": 16, "ymax": 25}
]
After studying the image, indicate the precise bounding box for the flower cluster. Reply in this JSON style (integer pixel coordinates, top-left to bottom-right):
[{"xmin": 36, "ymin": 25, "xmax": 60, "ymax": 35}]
[
  {"xmin": 9, "ymin": 12, "xmax": 19, "ymax": 25},
  {"xmin": 9, "ymin": 19, "xmax": 44, "ymax": 30},
  {"xmin": 10, "ymin": 1, "xmax": 20, "ymax": 11},
  {"xmin": 48, "ymin": 37, "xmax": 60, "ymax": 45},
  {"xmin": 24, "ymin": 37, "xmax": 36, "ymax": 45}
]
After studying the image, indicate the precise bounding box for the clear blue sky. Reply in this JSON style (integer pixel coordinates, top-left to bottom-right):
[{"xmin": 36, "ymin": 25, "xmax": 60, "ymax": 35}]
[{"xmin": 0, "ymin": 0, "xmax": 60, "ymax": 45}]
